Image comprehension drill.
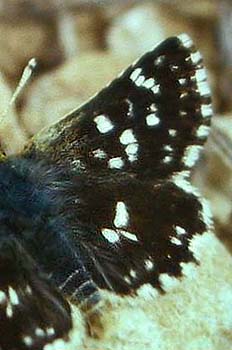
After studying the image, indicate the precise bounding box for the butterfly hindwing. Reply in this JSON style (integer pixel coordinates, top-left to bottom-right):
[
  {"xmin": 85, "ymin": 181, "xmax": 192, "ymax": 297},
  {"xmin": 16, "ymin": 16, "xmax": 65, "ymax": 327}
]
[
  {"xmin": 0, "ymin": 237, "xmax": 72, "ymax": 350},
  {"xmin": 25, "ymin": 34, "xmax": 213, "ymax": 297}
]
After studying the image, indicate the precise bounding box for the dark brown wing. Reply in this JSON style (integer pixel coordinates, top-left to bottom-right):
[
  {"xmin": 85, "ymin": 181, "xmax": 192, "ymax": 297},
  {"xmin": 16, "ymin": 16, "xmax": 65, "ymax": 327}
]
[
  {"xmin": 0, "ymin": 237, "xmax": 72, "ymax": 350},
  {"xmin": 24, "ymin": 34, "xmax": 213, "ymax": 295}
]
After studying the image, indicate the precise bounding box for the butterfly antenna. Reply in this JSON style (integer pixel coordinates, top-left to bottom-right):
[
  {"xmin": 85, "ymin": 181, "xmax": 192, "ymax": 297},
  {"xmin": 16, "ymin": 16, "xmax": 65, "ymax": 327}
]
[{"xmin": 0, "ymin": 58, "xmax": 37, "ymax": 125}]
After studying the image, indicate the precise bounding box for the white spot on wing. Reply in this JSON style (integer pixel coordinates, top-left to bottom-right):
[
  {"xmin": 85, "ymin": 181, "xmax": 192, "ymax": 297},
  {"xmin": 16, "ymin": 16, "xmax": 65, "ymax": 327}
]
[
  {"xmin": 179, "ymin": 78, "xmax": 187, "ymax": 86},
  {"xmin": 130, "ymin": 269, "xmax": 137, "ymax": 278},
  {"xmin": 119, "ymin": 229, "xmax": 138, "ymax": 242},
  {"xmin": 125, "ymin": 143, "xmax": 139, "ymax": 162},
  {"xmin": 196, "ymin": 125, "xmax": 210, "ymax": 138},
  {"xmin": 168, "ymin": 129, "xmax": 177, "ymax": 137},
  {"xmin": 102, "ymin": 228, "xmax": 120, "ymax": 243},
  {"xmin": 6, "ymin": 303, "xmax": 13, "ymax": 318},
  {"xmin": 46, "ymin": 327, "xmax": 55, "ymax": 336},
  {"xmin": 120, "ymin": 129, "xmax": 137, "ymax": 145},
  {"xmin": 154, "ymin": 55, "xmax": 165, "ymax": 66},
  {"xmin": 183, "ymin": 145, "xmax": 202, "ymax": 167},
  {"xmin": 197, "ymin": 81, "xmax": 211, "ymax": 97},
  {"xmin": 144, "ymin": 258, "xmax": 154, "ymax": 271},
  {"xmin": 163, "ymin": 145, "xmax": 173, "ymax": 152},
  {"xmin": 178, "ymin": 33, "xmax": 193, "ymax": 48},
  {"xmin": 146, "ymin": 113, "xmax": 160, "ymax": 127},
  {"xmin": 0, "ymin": 291, "xmax": 6, "ymax": 303},
  {"xmin": 191, "ymin": 51, "xmax": 202, "ymax": 64},
  {"xmin": 130, "ymin": 68, "xmax": 142, "ymax": 82},
  {"xmin": 94, "ymin": 115, "xmax": 114, "ymax": 134},
  {"xmin": 163, "ymin": 155, "xmax": 172, "ymax": 164},
  {"xmin": 124, "ymin": 276, "xmax": 131, "ymax": 284},
  {"xmin": 35, "ymin": 328, "xmax": 46, "ymax": 337},
  {"xmin": 151, "ymin": 84, "xmax": 160, "ymax": 94},
  {"xmin": 93, "ymin": 148, "xmax": 107, "ymax": 159},
  {"xmin": 8, "ymin": 287, "xmax": 19, "ymax": 305},
  {"xmin": 108, "ymin": 157, "xmax": 124, "ymax": 169},
  {"xmin": 114, "ymin": 201, "xmax": 129, "ymax": 228},
  {"xmin": 201, "ymin": 104, "xmax": 212, "ymax": 118},
  {"xmin": 143, "ymin": 78, "xmax": 155, "ymax": 89},
  {"xmin": 23, "ymin": 336, "xmax": 33, "ymax": 346},
  {"xmin": 171, "ymin": 170, "xmax": 199, "ymax": 196},
  {"xmin": 175, "ymin": 225, "xmax": 186, "ymax": 235},
  {"xmin": 171, "ymin": 237, "xmax": 182, "ymax": 245},
  {"xmin": 135, "ymin": 75, "xmax": 145, "ymax": 87},
  {"xmin": 195, "ymin": 68, "xmax": 207, "ymax": 82}
]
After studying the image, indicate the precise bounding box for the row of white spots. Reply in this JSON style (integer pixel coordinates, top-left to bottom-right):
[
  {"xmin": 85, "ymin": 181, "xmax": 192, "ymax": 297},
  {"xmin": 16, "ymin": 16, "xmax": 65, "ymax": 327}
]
[
  {"xmin": 5, "ymin": 287, "xmax": 20, "ymax": 318},
  {"xmin": 94, "ymin": 114, "xmax": 114, "ymax": 134},
  {"xmin": 163, "ymin": 143, "xmax": 173, "ymax": 163},
  {"xmin": 146, "ymin": 103, "xmax": 160, "ymax": 127},
  {"xmin": 182, "ymin": 145, "xmax": 202, "ymax": 168},
  {"xmin": 120, "ymin": 128, "xmax": 139, "ymax": 163},
  {"xmin": 171, "ymin": 169, "xmax": 213, "ymax": 234},
  {"xmin": 101, "ymin": 228, "xmax": 138, "ymax": 243},
  {"xmin": 129, "ymin": 67, "xmax": 160, "ymax": 94},
  {"xmin": 130, "ymin": 67, "xmax": 142, "ymax": 83},
  {"xmin": 92, "ymin": 147, "xmax": 125, "ymax": 171}
]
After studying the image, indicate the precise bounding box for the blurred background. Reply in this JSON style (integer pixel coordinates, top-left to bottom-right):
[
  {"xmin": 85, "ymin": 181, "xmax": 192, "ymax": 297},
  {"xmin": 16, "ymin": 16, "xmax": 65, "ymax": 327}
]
[{"xmin": 0, "ymin": 0, "xmax": 232, "ymax": 249}]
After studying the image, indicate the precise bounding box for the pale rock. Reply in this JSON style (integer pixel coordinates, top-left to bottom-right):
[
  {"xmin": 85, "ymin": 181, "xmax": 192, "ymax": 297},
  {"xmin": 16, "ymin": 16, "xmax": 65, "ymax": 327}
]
[{"xmin": 21, "ymin": 52, "xmax": 132, "ymax": 134}]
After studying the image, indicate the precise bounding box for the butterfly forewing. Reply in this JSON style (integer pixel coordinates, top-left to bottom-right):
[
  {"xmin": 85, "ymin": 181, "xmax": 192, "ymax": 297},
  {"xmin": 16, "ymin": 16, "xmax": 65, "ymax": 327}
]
[
  {"xmin": 29, "ymin": 34, "xmax": 211, "ymax": 182},
  {"xmin": 25, "ymin": 35, "xmax": 213, "ymax": 296}
]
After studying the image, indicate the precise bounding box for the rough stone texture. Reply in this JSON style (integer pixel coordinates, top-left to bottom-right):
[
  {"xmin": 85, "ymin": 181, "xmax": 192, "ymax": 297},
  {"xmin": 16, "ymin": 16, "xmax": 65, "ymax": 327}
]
[{"xmin": 21, "ymin": 52, "xmax": 132, "ymax": 135}]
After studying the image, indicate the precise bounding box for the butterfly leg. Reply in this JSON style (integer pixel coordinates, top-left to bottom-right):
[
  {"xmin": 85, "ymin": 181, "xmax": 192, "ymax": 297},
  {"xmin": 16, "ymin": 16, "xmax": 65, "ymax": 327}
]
[
  {"xmin": 59, "ymin": 268, "xmax": 104, "ymax": 338},
  {"xmin": 45, "ymin": 238, "xmax": 104, "ymax": 337}
]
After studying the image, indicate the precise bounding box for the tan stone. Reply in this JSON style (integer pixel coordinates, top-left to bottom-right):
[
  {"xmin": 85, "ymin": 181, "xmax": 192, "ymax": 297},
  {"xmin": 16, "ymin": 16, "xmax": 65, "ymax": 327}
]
[{"xmin": 21, "ymin": 52, "xmax": 133, "ymax": 135}]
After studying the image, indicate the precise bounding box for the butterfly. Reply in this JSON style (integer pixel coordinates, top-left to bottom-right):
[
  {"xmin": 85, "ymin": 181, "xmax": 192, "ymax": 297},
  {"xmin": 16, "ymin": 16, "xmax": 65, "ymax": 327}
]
[{"xmin": 0, "ymin": 33, "xmax": 213, "ymax": 349}]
